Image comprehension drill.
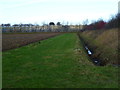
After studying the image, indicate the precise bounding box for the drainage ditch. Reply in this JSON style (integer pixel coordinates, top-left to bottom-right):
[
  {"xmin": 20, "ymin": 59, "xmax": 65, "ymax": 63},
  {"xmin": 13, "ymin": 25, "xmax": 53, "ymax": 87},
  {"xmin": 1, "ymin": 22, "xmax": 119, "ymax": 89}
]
[
  {"xmin": 84, "ymin": 45, "xmax": 101, "ymax": 66},
  {"xmin": 77, "ymin": 33, "xmax": 104, "ymax": 66}
]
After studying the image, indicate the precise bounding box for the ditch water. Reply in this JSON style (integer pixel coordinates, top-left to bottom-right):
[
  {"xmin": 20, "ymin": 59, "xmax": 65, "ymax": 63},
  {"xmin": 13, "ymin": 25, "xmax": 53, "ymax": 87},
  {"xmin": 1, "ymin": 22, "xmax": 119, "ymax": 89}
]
[
  {"xmin": 84, "ymin": 45, "xmax": 120, "ymax": 67},
  {"xmin": 77, "ymin": 33, "xmax": 103, "ymax": 66},
  {"xmin": 84, "ymin": 45, "xmax": 101, "ymax": 66}
]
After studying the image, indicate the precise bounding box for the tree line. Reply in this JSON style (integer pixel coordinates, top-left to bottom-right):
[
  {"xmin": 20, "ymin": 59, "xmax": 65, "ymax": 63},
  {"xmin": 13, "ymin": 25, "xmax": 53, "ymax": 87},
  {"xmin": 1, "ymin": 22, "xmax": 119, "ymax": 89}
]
[
  {"xmin": 1, "ymin": 22, "xmax": 80, "ymax": 32},
  {"xmin": 1, "ymin": 13, "xmax": 119, "ymax": 32},
  {"xmin": 83, "ymin": 13, "xmax": 120, "ymax": 30}
]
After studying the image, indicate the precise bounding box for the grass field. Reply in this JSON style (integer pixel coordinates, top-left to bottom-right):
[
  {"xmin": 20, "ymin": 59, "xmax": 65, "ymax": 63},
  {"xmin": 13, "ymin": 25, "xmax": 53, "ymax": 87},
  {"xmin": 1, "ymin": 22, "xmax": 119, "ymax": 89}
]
[{"xmin": 3, "ymin": 33, "xmax": 118, "ymax": 88}]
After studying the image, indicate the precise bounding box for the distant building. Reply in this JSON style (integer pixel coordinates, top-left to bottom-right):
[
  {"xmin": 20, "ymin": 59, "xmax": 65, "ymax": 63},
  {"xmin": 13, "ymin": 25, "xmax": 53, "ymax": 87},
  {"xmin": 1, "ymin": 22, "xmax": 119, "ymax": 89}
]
[{"xmin": 118, "ymin": 1, "xmax": 120, "ymax": 13}]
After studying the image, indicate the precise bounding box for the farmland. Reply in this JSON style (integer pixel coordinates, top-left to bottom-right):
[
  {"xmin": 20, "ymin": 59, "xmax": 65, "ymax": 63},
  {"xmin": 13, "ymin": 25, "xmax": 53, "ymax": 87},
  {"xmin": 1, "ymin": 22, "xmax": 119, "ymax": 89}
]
[
  {"xmin": 2, "ymin": 33, "xmax": 118, "ymax": 88},
  {"xmin": 2, "ymin": 32, "xmax": 61, "ymax": 51},
  {"xmin": 1, "ymin": 0, "xmax": 119, "ymax": 88}
]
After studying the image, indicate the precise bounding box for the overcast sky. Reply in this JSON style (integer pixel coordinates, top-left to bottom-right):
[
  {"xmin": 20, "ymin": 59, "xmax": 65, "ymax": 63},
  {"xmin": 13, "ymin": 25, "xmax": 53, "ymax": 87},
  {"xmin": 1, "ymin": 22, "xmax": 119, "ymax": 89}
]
[{"xmin": 0, "ymin": 0, "xmax": 119, "ymax": 25}]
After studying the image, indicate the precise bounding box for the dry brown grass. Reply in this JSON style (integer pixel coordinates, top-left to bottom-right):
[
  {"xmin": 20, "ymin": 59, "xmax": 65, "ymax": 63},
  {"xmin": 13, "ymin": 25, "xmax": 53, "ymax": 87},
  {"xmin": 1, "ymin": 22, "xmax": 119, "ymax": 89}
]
[{"xmin": 80, "ymin": 28, "xmax": 118, "ymax": 65}]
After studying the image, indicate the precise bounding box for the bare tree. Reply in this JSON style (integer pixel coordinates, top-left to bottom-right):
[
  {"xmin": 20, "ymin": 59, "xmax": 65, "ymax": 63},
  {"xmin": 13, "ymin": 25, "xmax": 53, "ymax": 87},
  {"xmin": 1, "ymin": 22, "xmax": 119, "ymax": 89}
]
[{"xmin": 57, "ymin": 22, "xmax": 61, "ymax": 26}]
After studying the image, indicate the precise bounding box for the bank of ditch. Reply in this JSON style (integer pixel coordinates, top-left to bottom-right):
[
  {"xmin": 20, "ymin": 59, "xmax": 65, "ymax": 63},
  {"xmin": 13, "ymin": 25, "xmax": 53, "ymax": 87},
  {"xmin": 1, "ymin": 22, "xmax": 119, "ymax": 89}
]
[{"xmin": 78, "ymin": 28, "xmax": 119, "ymax": 66}]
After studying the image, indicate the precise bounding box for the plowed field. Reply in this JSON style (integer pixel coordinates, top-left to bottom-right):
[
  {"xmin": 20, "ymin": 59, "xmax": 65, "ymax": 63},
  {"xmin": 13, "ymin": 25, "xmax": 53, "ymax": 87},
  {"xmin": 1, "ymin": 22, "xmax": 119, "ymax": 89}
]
[{"xmin": 2, "ymin": 33, "xmax": 61, "ymax": 51}]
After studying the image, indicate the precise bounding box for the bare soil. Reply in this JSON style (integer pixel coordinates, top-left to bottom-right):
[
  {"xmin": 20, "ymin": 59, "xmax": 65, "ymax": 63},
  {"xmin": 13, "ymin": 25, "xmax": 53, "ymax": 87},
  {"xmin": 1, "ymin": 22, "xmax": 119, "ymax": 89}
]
[{"xmin": 2, "ymin": 32, "xmax": 61, "ymax": 51}]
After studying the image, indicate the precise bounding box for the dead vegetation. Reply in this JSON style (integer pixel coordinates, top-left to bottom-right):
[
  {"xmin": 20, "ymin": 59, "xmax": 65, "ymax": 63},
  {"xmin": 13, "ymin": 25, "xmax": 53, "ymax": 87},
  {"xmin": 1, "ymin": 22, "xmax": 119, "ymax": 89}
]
[{"xmin": 79, "ymin": 28, "xmax": 118, "ymax": 65}]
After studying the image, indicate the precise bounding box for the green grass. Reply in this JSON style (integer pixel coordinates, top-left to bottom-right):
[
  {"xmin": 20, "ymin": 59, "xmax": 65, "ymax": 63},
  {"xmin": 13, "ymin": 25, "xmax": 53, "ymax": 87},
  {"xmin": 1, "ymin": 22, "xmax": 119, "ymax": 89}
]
[{"xmin": 3, "ymin": 33, "xmax": 118, "ymax": 88}]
